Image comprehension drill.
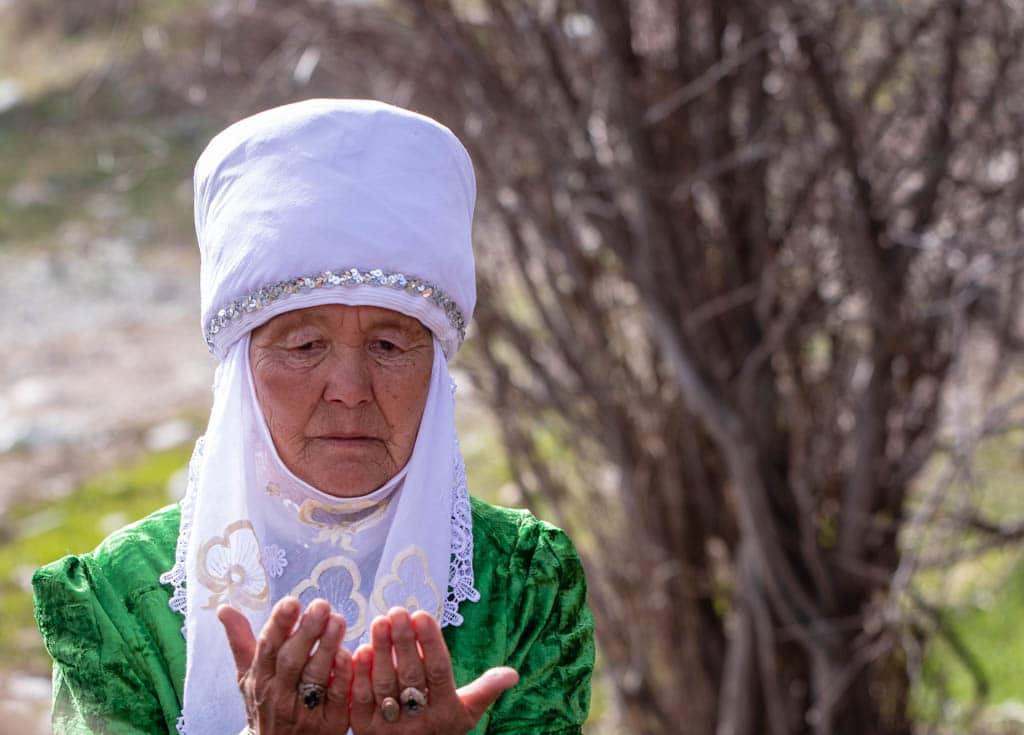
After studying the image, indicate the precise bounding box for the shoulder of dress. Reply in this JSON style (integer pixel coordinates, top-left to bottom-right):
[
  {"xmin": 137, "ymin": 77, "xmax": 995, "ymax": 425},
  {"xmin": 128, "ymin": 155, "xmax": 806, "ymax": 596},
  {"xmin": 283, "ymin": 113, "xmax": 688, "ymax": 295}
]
[
  {"xmin": 468, "ymin": 496, "xmax": 577, "ymax": 562},
  {"xmin": 92, "ymin": 502, "xmax": 182, "ymax": 560},
  {"xmin": 469, "ymin": 496, "xmax": 537, "ymax": 543},
  {"xmin": 33, "ymin": 503, "xmax": 181, "ymax": 602}
]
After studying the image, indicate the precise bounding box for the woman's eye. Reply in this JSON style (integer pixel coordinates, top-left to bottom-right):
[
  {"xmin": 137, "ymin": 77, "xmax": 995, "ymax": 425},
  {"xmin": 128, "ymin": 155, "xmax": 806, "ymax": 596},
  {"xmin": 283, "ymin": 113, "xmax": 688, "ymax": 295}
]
[
  {"xmin": 291, "ymin": 340, "xmax": 324, "ymax": 352},
  {"xmin": 370, "ymin": 339, "xmax": 407, "ymax": 358}
]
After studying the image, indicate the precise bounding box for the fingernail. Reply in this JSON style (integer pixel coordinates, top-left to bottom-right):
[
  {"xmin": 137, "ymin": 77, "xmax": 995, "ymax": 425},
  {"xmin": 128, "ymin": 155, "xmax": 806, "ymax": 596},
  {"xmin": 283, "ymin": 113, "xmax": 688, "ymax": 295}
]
[{"xmin": 307, "ymin": 604, "xmax": 328, "ymax": 622}]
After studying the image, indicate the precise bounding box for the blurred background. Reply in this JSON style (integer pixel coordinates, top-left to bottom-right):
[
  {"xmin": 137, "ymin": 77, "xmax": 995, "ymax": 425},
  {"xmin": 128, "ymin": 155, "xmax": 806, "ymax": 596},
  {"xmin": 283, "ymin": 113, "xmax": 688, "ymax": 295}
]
[{"xmin": 1, "ymin": 1, "xmax": 1023, "ymax": 733}]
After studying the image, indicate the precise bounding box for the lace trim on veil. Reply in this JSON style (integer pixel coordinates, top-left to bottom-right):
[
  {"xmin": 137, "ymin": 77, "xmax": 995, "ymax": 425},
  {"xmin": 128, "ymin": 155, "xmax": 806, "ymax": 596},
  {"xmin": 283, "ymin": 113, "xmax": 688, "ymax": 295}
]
[
  {"xmin": 442, "ymin": 436, "xmax": 480, "ymax": 625},
  {"xmin": 159, "ymin": 437, "xmax": 204, "ymax": 629}
]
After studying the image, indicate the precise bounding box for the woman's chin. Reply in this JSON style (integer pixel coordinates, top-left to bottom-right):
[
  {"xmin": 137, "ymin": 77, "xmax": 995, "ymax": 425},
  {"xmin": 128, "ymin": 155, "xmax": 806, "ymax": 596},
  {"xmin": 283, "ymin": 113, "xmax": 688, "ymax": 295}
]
[{"xmin": 296, "ymin": 446, "xmax": 398, "ymax": 497}]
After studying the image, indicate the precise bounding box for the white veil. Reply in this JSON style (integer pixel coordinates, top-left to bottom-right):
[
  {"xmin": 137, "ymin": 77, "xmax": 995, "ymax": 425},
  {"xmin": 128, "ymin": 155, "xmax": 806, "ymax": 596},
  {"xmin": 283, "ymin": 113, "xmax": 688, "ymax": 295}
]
[{"xmin": 159, "ymin": 99, "xmax": 481, "ymax": 735}]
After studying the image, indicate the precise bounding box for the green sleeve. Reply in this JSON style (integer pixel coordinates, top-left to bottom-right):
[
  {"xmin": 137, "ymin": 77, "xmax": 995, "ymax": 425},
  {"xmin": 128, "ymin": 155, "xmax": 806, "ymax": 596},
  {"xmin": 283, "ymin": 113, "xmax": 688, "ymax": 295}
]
[
  {"xmin": 32, "ymin": 506, "xmax": 185, "ymax": 734},
  {"xmin": 489, "ymin": 524, "xmax": 593, "ymax": 734},
  {"xmin": 453, "ymin": 502, "xmax": 594, "ymax": 735}
]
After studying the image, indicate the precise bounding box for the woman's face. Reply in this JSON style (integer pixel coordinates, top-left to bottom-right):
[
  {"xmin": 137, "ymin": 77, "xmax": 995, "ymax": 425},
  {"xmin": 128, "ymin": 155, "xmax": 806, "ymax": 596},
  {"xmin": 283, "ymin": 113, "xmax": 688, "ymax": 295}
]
[{"xmin": 249, "ymin": 304, "xmax": 434, "ymax": 497}]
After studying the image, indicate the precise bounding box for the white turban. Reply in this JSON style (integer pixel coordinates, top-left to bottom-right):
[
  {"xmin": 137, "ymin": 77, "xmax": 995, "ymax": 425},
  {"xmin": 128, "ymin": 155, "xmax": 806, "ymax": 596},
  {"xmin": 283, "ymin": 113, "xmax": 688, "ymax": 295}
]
[
  {"xmin": 162, "ymin": 99, "xmax": 480, "ymax": 735},
  {"xmin": 195, "ymin": 98, "xmax": 476, "ymax": 360}
]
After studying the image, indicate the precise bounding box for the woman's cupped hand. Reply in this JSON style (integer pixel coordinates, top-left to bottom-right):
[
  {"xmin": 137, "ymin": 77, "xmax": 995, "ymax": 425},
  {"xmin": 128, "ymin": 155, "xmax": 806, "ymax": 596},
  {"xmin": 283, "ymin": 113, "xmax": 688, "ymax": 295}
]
[{"xmin": 218, "ymin": 598, "xmax": 518, "ymax": 735}]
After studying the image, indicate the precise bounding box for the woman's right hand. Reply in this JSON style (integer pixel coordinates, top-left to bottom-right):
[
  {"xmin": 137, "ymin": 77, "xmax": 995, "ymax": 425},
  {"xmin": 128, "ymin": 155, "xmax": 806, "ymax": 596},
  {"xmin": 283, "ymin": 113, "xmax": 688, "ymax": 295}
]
[{"xmin": 219, "ymin": 596, "xmax": 352, "ymax": 734}]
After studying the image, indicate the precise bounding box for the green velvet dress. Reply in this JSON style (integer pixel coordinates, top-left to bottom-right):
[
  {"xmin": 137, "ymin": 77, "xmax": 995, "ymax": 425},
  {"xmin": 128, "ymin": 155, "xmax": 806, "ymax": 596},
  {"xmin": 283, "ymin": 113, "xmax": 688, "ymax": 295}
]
[{"xmin": 32, "ymin": 497, "xmax": 593, "ymax": 734}]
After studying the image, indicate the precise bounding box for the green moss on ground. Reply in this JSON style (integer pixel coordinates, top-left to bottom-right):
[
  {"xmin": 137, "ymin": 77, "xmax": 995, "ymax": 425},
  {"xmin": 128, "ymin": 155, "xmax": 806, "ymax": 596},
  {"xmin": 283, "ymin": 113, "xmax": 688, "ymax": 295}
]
[{"xmin": 912, "ymin": 431, "xmax": 1024, "ymax": 729}]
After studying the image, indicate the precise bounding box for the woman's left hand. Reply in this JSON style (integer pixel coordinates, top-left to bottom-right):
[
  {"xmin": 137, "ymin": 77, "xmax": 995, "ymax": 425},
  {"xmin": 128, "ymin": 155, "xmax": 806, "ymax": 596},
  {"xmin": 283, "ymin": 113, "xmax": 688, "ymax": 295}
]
[{"xmin": 349, "ymin": 607, "xmax": 518, "ymax": 735}]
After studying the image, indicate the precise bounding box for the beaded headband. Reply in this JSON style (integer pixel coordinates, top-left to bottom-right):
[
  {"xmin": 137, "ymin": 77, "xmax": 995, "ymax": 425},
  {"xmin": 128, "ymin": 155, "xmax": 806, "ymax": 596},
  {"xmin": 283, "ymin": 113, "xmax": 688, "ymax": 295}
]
[{"xmin": 204, "ymin": 267, "xmax": 467, "ymax": 353}]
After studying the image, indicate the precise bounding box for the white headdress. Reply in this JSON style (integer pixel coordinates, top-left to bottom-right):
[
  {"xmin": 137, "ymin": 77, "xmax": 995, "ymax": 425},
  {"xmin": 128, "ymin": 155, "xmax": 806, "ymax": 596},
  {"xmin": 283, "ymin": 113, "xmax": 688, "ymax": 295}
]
[{"xmin": 160, "ymin": 99, "xmax": 480, "ymax": 735}]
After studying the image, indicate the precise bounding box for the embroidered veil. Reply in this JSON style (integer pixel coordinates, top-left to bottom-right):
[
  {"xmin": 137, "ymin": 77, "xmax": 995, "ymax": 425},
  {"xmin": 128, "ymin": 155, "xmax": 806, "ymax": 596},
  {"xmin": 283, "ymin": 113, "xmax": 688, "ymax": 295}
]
[{"xmin": 159, "ymin": 99, "xmax": 480, "ymax": 735}]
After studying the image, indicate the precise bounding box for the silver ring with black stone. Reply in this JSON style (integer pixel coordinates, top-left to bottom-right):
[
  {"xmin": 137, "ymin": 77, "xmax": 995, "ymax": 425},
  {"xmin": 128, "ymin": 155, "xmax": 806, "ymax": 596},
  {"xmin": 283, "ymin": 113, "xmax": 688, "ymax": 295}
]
[
  {"xmin": 400, "ymin": 686, "xmax": 428, "ymax": 717},
  {"xmin": 298, "ymin": 681, "xmax": 327, "ymax": 710}
]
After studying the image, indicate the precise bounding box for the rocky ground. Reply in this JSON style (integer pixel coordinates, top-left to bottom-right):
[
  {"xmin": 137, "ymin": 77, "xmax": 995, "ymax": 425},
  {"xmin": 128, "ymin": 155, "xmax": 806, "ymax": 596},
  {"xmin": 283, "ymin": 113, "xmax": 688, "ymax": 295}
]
[
  {"xmin": 0, "ymin": 241, "xmax": 214, "ymax": 510},
  {"xmin": 0, "ymin": 240, "xmax": 215, "ymax": 733}
]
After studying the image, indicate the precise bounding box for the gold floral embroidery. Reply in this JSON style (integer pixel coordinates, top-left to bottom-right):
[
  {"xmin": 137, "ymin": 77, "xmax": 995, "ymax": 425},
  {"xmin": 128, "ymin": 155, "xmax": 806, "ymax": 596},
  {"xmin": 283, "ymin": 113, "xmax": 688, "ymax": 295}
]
[
  {"xmin": 372, "ymin": 546, "xmax": 442, "ymax": 618},
  {"xmin": 296, "ymin": 498, "xmax": 391, "ymax": 551},
  {"xmin": 290, "ymin": 556, "xmax": 368, "ymax": 641},
  {"xmin": 196, "ymin": 520, "xmax": 270, "ymax": 610}
]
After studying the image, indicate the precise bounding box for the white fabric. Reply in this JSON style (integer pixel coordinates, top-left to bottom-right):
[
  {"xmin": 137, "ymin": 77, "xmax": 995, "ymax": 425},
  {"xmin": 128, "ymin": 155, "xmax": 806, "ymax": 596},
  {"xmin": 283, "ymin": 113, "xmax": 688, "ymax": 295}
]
[
  {"xmin": 160, "ymin": 99, "xmax": 481, "ymax": 735},
  {"xmin": 165, "ymin": 337, "xmax": 475, "ymax": 735},
  {"xmin": 194, "ymin": 98, "xmax": 477, "ymax": 359}
]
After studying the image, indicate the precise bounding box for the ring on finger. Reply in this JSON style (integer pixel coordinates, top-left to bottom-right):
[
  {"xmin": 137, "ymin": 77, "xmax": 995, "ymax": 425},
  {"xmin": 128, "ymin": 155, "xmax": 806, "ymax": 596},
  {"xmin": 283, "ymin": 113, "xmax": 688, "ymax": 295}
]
[
  {"xmin": 400, "ymin": 686, "xmax": 428, "ymax": 716},
  {"xmin": 380, "ymin": 696, "xmax": 400, "ymax": 722},
  {"xmin": 298, "ymin": 681, "xmax": 327, "ymax": 710}
]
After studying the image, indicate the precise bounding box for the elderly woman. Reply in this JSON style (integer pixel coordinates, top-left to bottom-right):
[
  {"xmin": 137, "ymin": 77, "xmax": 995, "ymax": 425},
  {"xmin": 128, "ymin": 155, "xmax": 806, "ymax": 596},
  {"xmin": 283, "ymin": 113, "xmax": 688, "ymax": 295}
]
[{"xmin": 32, "ymin": 100, "xmax": 594, "ymax": 735}]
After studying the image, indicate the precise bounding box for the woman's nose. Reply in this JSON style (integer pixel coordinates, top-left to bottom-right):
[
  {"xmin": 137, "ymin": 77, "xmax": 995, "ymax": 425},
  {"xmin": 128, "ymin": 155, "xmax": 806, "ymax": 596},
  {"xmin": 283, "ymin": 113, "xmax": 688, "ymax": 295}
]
[{"xmin": 322, "ymin": 347, "xmax": 373, "ymax": 406}]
